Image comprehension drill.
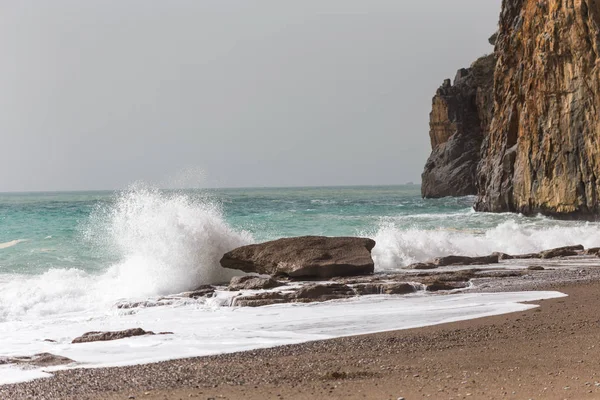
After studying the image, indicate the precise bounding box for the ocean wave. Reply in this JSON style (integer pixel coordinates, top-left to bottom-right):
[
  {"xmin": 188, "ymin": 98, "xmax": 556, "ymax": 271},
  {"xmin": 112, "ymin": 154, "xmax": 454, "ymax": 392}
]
[
  {"xmin": 371, "ymin": 219, "xmax": 600, "ymax": 270},
  {"xmin": 0, "ymin": 185, "xmax": 252, "ymax": 321},
  {"xmin": 0, "ymin": 239, "xmax": 27, "ymax": 250}
]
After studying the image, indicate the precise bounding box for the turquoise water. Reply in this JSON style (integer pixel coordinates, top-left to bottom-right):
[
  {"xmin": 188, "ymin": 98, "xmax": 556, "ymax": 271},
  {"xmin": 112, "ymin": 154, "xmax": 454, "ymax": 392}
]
[
  {"xmin": 0, "ymin": 185, "xmax": 450, "ymax": 275},
  {"xmin": 1, "ymin": 184, "xmax": 599, "ymax": 280}
]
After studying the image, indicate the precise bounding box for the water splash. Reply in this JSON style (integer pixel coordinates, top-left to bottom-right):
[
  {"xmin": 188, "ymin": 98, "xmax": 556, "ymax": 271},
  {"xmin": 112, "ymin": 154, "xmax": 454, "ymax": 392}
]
[
  {"xmin": 372, "ymin": 219, "xmax": 600, "ymax": 270},
  {"xmin": 0, "ymin": 185, "xmax": 252, "ymax": 321}
]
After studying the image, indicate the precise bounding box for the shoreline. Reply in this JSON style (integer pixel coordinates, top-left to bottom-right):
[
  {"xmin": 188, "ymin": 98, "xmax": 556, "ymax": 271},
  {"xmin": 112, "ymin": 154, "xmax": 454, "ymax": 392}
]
[{"xmin": 3, "ymin": 277, "xmax": 600, "ymax": 399}]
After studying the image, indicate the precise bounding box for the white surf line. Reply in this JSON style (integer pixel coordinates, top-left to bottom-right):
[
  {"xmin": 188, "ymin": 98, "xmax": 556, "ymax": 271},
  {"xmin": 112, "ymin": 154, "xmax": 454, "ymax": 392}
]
[
  {"xmin": 0, "ymin": 290, "xmax": 566, "ymax": 386},
  {"xmin": 0, "ymin": 239, "xmax": 27, "ymax": 250}
]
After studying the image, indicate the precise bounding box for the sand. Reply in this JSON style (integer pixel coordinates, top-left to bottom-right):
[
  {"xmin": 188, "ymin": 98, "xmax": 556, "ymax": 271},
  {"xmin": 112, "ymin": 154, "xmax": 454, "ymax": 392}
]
[{"xmin": 1, "ymin": 280, "xmax": 600, "ymax": 400}]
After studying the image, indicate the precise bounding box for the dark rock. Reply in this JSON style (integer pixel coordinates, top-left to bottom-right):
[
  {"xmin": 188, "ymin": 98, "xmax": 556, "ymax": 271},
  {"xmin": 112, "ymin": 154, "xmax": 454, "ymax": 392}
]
[
  {"xmin": 434, "ymin": 254, "xmax": 499, "ymax": 266},
  {"xmin": 491, "ymin": 252, "xmax": 513, "ymax": 260},
  {"xmin": 421, "ymin": 53, "xmax": 496, "ymax": 198},
  {"xmin": 232, "ymin": 292, "xmax": 294, "ymax": 307},
  {"xmin": 116, "ymin": 300, "xmax": 166, "ymax": 309},
  {"xmin": 72, "ymin": 328, "xmax": 155, "ymax": 344},
  {"xmin": 220, "ymin": 236, "xmax": 376, "ymax": 279},
  {"xmin": 539, "ymin": 245, "xmax": 583, "ymax": 259},
  {"xmin": 528, "ymin": 266, "xmax": 545, "ymax": 271},
  {"xmin": 509, "ymin": 253, "xmax": 542, "ymax": 260},
  {"xmin": 408, "ymin": 262, "xmax": 439, "ymax": 270},
  {"xmin": 352, "ymin": 283, "xmax": 384, "ymax": 295},
  {"xmin": 381, "ymin": 283, "xmax": 417, "ymax": 295},
  {"xmin": 351, "ymin": 282, "xmax": 417, "ymax": 295},
  {"xmin": 409, "ymin": 254, "xmax": 499, "ymax": 270},
  {"xmin": 585, "ymin": 247, "xmax": 600, "ymax": 255},
  {"xmin": 295, "ymin": 283, "xmax": 355, "ymax": 302},
  {"xmin": 233, "ymin": 284, "xmax": 356, "ymax": 307},
  {"xmin": 228, "ymin": 276, "xmax": 285, "ymax": 291},
  {"xmin": 488, "ymin": 31, "xmax": 499, "ymax": 45},
  {"xmin": 0, "ymin": 353, "xmax": 74, "ymax": 367},
  {"xmin": 425, "ymin": 281, "xmax": 469, "ymax": 292},
  {"xmin": 181, "ymin": 285, "xmax": 216, "ymax": 299},
  {"xmin": 179, "ymin": 289, "xmax": 215, "ymax": 299}
]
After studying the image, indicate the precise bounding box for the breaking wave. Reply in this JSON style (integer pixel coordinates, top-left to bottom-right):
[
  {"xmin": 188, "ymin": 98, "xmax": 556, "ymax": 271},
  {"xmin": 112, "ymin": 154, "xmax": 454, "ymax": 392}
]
[
  {"xmin": 0, "ymin": 185, "xmax": 252, "ymax": 321},
  {"xmin": 372, "ymin": 218, "xmax": 600, "ymax": 270}
]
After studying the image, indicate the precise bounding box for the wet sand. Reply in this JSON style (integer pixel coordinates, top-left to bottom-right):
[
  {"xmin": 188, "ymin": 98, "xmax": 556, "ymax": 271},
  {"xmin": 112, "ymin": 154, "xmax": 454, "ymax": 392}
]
[{"xmin": 2, "ymin": 280, "xmax": 600, "ymax": 400}]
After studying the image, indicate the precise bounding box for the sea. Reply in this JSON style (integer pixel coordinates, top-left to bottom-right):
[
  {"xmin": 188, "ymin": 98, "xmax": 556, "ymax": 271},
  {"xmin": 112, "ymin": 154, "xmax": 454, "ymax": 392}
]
[{"xmin": 0, "ymin": 184, "xmax": 587, "ymax": 384}]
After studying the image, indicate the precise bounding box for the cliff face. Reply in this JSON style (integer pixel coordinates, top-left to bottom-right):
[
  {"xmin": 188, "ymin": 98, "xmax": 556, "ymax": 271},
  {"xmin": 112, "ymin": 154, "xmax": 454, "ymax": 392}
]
[
  {"xmin": 475, "ymin": 0, "xmax": 600, "ymax": 215},
  {"xmin": 421, "ymin": 54, "xmax": 495, "ymax": 198}
]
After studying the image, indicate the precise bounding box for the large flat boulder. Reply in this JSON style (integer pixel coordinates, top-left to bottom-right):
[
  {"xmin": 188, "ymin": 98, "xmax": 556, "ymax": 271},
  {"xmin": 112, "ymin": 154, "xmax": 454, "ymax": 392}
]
[{"xmin": 220, "ymin": 236, "xmax": 376, "ymax": 279}]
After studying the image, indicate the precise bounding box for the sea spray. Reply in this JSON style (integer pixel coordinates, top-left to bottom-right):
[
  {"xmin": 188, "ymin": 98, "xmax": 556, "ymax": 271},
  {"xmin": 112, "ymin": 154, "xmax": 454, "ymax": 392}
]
[
  {"xmin": 0, "ymin": 185, "xmax": 252, "ymax": 321},
  {"xmin": 372, "ymin": 219, "xmax": 600, "ymax": 269},
  {"xmin": 87, "ymin": 185, "xmax": 252, "ymax": 298}
]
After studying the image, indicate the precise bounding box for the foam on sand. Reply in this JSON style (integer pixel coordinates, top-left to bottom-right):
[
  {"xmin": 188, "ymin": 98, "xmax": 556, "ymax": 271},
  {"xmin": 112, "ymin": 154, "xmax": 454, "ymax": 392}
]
[{"xmin": 0, "ymin": 290, "xmax": 566, "ymax": 385}]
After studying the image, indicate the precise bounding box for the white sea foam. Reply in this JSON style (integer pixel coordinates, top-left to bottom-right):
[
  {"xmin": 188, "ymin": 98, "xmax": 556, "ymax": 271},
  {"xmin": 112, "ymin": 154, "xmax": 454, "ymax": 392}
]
[
  {"xmin": 0, "ymin": 185, "xmax": 252, "ymax": 321},
  {"xmin": 372, "ymin": 219, "xmax": 600, "ymax": 269},
  {"xmin": 0, "ymin": 290, "xmax": 566, "ymax": 385},
  {"xmin": 0, "ymin": 239, "xmax": 27, "ymax": 250}
]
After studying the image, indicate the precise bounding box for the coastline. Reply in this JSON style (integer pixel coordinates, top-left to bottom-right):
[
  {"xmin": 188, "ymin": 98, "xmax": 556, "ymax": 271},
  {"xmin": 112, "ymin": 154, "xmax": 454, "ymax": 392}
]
[{"xmin": 3, "ymin": 278, "xmax": 600, "ymax": 400}]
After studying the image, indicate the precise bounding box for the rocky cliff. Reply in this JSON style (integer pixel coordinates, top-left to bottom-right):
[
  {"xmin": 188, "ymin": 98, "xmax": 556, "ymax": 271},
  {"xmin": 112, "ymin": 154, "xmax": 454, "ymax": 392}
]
[
  {"xmin": 424, "ymin": 0, "xmax": 600, "ymax": 217},
  {"xmin": 475, "ymin": 0, "xmax": 600, "ymax": 216},
  {"xmin": 421, "ymin": 53, "xmax": 496, "ymax": 198}
]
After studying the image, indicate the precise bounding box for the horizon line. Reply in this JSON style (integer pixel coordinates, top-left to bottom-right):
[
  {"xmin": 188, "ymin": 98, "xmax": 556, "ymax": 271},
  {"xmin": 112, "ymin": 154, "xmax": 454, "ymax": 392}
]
[{"xmin": 0, "ymin": 182, "xmax": 421, "ymax": 195}]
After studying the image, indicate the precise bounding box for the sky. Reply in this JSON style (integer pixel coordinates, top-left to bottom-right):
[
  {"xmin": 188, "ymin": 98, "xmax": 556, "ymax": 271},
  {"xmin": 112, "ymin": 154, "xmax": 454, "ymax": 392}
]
[{"xmin": 0, "ymin": 1, "xmax": 501, "ymax": 192}]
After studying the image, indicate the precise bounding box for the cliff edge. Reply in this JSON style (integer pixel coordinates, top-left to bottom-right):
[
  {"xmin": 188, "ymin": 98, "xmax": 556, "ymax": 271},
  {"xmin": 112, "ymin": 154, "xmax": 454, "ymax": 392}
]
[
  {"xmin": 476, "ymin": 0, "xmax": 600, "ymax": 216},
  {"xmin": 421, "ymin": 54, "xmax": 495, "ymax": 198},
  {"xmin": 425, "ymin": 0, "xmax": 600, "ymax": 217}
]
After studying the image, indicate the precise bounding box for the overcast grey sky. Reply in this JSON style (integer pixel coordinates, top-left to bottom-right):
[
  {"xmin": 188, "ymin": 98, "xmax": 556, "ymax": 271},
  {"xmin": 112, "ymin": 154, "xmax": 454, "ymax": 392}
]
[{"xmin": 0, "ymin": 1, "xmax": 500, "ymax": 192}]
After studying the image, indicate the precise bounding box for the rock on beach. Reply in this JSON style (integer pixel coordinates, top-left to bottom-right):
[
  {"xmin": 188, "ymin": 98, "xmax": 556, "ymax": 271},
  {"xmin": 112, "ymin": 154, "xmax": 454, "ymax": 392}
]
[{"xmin": 220, "ymin": 236, "xmax": 376, "ymax": 279}]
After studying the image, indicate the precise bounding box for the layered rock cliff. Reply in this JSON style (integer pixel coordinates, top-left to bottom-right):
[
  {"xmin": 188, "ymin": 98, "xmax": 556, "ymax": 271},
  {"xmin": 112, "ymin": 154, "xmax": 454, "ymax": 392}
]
[
  {"xmin": 424, "ymin": 0, "xmax": 600, "ymax": 217},
  {"xmin": 421, "ymin": 53, "xmax": 496, "ymax": 198},
  {"xmin": 476, "ymin": 0, "xmax": 600, "ymax": 216}
]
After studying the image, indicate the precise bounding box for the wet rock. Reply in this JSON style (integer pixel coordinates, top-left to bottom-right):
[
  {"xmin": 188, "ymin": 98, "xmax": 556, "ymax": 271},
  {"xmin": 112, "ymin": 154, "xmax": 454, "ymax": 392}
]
[
  {"xmin": 72, "ymin": 328, "xmax": 156, "ymax": 344},
  {"xmin": 180, "ymin": 285, "xmax": 216, "ymax": 299},
  {"xmin": 0, "ymin": 353, "xmax": 74, "ymax": 367},
  {"xmin": 228, "ymin": 276, "xmax": 285, "ymax": 291},
  {"xmin": 233, "ymin": 284, "xmax": 357, "ymax": 307},
  {"xmin": 353, "ymin": 283, "xmax": 416, "ymax": 295},
  {"xmin": 539, "ymin": 245, "xmax": 583, "ymax": 259},
  {"xmin": 435, "ymin": 254, "xmax": 499, "ymax": 266},
  {"xmin": 408, "ymin": 262, "xmax": 439, "ymax": 270},
  {"xmin": 528, "ymin": 266, "xmax": 545, "ymax": 271},
  {"xmin": 220, "ymin": 236, "xmax": 376, "ymax": 279},
  {"xmin": 116, "ymin": 300, "xmax": 169, "ymax": 309},
  {"xmin": 509, "ymin": 253, "xmax": 542, "ymax": 260},
  {"xmin": 584, "ymin": 248, "xmax": 600, "ymax": 256},
  {"xmin": 232, "ymin": 292, "xmax": 294, "ymax": 307},
  {"xmin": 409, "ymin": 254, "xmax": 499, "ymax": 270},
  {"xmin": 425, "ymin": 281, "xmax": 469, "ymax": 292},
  {"xmin": 491, "ymin": 252, "xmax": 514, "ymax": 260},
  {"xmin": 295, "ymin": 283, "xmax": 355, "ymax": 302}
]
